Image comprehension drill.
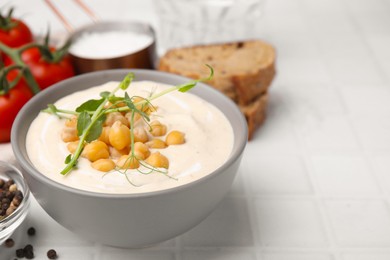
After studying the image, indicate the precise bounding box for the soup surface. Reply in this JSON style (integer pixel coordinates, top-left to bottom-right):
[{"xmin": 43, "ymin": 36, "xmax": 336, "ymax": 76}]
[{"xmin": 26, "ymin": 81, "xmax": 234, "ymax": 194}]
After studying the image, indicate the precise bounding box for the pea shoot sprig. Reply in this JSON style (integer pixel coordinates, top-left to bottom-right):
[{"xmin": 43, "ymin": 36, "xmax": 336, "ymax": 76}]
[{"xmin": 43, "ymin": 65, "xmax": 214, "ymax": 175}]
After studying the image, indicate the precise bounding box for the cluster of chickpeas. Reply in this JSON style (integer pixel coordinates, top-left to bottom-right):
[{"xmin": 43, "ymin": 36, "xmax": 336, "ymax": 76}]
[{"xmin": 61, "ymin": 99, "xmax": 185, "ymax": 172}]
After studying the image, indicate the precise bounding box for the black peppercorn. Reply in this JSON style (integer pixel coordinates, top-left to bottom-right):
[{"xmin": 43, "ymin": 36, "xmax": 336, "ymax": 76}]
[
  {"xmin": 16, "ymin": 248, "xmax": 25, "ymax": 258},
  {"xmin": 4, "ymin": 238, "xmax": 15, "ymax": 248},
  {"xmin": 27, "ymin": 227, "xmax": 36, "ymax": 236},
  {"xmin": 24, "ymin": 244, "xmax": 34, "ymax": 259},
  {"xmin": 47, "ymin": 249, "xmax": 58, "ymax": 259}
]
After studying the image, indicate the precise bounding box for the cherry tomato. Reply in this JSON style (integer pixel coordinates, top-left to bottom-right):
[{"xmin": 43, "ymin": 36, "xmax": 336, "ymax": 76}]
[
  {"xmin": 0, "ymin": 71, "xmax": 33, "ymax": 142},
  {"xmin": 0, "ymin": 18, "xmax": 33, "ymax": 47},
  {"xmin": 8, "ymin": 47, "xmax": 75, "ymax": 89}
]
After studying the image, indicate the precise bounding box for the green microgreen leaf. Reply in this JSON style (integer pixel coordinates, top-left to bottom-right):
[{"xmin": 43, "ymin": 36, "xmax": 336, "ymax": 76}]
[
  {"xmin": 99, "ymin": 91, "xmax": 110, "ymax": 98},
  {"xmin": 64, "ymin": 154, "xmax": 72, "ymax": 164},
  {"xmin": 124, "ymin": 92, "xmax": 136, "ymax": 109},
  {"xmin": 47, "ymin": 104, "xmax": 58, "ymax": 113},
  {"xmin": 177, "ymin": 82, "xmax": 196, "ymax": 93},
  {"xmin": 75, "ymin": 98, "xmax": 105, "ymax": 112},
  {"xmin": 77, "ymin": 111, "xmax": 91, "ymax": 136},
  {"xmin": 46, "ymin": 104, "xmax": 61, "ymax": 118},
  {"xmin": 178, "ymin": 64, "xmax": 214, "ymax": 93},
  {"xmin": 85, "ymin": 114, "xmax": 106, "ymax": 142},
  {"xmin": 119, "ymin": 73, "xmax": 134, "ymax": 90},
  {"xmin": 108, "ymin": 96, "xmax": 125, "ymax": 105}
]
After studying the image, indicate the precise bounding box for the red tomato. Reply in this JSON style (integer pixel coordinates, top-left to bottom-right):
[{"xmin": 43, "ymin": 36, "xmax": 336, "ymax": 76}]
[
  {"xmin": 0, "ymin": 71, "xmax": 33, "ymax": 142},
  {"xmin": 0, "ymin": 18, "xmax": 33, "ymax": 47},
  {"xmin": 18, "ymin": 47, "xmax": 75, "ymax": 89}
]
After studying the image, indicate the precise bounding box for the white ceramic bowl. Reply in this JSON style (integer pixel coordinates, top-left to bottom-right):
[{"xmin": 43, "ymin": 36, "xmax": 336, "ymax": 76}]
[{"xmin": 11, "ymin": 69, "xmax": 247, "ymax": 248}]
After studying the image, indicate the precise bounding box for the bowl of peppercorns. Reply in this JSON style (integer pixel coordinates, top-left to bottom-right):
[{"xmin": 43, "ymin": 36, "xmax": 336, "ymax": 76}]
[{"xmin": 0, "ymin": 161, "xmax": 31, "ymax": 246}]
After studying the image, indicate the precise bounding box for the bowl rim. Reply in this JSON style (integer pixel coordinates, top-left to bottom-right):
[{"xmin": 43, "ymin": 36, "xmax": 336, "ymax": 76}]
[{"xmin": 11, "ymin": 69, "xmax": 247, "ymax": 199}]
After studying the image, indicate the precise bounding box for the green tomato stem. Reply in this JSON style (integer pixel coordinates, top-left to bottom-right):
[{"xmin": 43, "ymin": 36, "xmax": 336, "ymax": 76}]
[{"xmin": 0, "ymin": 42, "xmax": 41, "ymax": 94}]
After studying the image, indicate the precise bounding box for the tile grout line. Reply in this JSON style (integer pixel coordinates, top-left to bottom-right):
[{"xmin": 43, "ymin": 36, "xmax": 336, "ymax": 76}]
[
  {"xmin": 298, "ymin": 1, "xmax": 390, "ymax": 258},
  {"xmin": 287, "ymin": 2, "xmax": 347, "ymax": 259},
  {"xmin": 289, "ymin": 113, "xmax": 342, "ymax": 260},
  {"xmin": 240, "ymin": 158, "xmax": 266, "ymax": 260},
  {"xmin": 336, "ymin": 0, "xmax": 390, "ymax": 214}
]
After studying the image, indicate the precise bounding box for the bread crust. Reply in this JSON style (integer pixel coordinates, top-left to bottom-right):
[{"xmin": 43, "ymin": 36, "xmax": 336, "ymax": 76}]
[{"xmin": 240, "ymin": 93, "xmax": 268, "ymax": 140}]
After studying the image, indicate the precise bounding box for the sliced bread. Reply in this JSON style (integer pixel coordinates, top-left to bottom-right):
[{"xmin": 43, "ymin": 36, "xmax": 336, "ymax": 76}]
[{"xmin": 158, "ymin": 40, "xmax": 276, "ymax": 139}]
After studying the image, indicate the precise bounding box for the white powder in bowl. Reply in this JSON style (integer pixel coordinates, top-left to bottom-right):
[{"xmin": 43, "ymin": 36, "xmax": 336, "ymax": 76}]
[{"xmin": 70, "ymin": 31, "xmax": 154, "ymax": 59}]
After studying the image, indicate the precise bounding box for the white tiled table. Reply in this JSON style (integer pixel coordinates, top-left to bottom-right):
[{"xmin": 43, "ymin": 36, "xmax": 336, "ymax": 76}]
[{"xmin": 2, "ymin": 0, "xmax": 390, "ymax": 259}]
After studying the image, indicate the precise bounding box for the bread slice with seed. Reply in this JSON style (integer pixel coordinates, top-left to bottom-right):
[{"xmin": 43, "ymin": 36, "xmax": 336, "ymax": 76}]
[{"xmin": 158, "ymin": 40, "xmax": 276, "ymax": 139}]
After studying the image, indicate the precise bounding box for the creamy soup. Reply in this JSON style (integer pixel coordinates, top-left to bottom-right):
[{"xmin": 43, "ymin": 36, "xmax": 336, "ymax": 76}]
[{"xmin": 26, "ymin": 81, "xmax": 234, "ymax": 194}]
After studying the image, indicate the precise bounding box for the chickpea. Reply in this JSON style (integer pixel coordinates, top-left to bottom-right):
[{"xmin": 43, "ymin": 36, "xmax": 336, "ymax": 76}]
[
  {"xmin": 125, "ymin": 111, "xmax": 141, "ymax": 127},
  {"xmin": 133, "ymin": 127, "xmax": 149, "ymax": 143},
  {"xmin": 117, "ymin": 155, "xmax": 140, "ymax": 169},
  {"xmin": 145, "ymin": 104, "xmax": 157, "ymax": 114},
  {"xmin": 98, "ymin": 126, "xmax": 111, "ymax": 145},
  {"xmin": 133, "ymin": 97, "xmax": 156, "ymax": 114},
  {"xmin": 65, "ymin": 116, "xmax": 77, "ymax": 127},
  {"xmin": 166, "ymin": 130, "xmax": 185, "ymax": 145},
  {"xmin": 104, "ymin": 112, "xmax": 129, "ymax": 127},
  {"xmin": 67, "ymin": 140, "xmax": 80, "ymax": 154},
  {"xmin": 110, "ymin": 101, "xmax": 126, "ymax": 108},
  {"xmin": 61, "ymin": 127, "xmax": 79, "ymax": 142},
  {"xmin": 149, "ymin": 120, "xmax": 167, "ymax": 137},
  {"xmin": 133, "ymin": 150, "xmax": 146, "ymax": 160},
  {"xmin": 133, "ymin": 97, "xmax": 148, "ymax": 112},
  {"xmin": 109, "ymin": 146, "xmax": 129, "ymax": 159},
  {"xmin": 91, "ymin": 159, "xmax": 115, "ymax": 172},
  {"xmin": 145, "ymin": 152, "xmax": 169, "ymax": 169},
  {"xmin": 109, "ymin": 121, "xmax": 131, "ymax": 150},
  {"xmin": 83, "ymin": 140, "xmax": 110, "ymax": 162},
  {"xmin": 146, "ymin": 139, "xmax": 167, "ymax": 149},
  {"xmin": 134, "ymin": 142, "xmax": 150, "ymax": 158},
  {"xmin": 104, "ymin": 102, "xmax": 112, "ymax": 109}
]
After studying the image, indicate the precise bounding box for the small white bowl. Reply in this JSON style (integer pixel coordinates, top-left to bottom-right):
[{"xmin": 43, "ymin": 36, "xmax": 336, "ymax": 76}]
[{"xmin": 0, "ymin": 161, "xmax": 31, "ymax": 245}]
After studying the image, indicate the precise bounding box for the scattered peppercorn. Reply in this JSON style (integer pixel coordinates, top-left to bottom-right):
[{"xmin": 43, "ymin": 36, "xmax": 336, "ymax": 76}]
[
  {"xmin": 24, "ymin": 244, "xmax": 33, "ymax": 251},
  {"xmin": 24, "ymin": 244, "xmax": 34, "ymax": 259},
  {"xmin": 5, "ymin": 225, "xmax": 60, "ymax": 259},
  {"xmin": 4, "ymin": 238, "xmax": 15, "ymax": 248},
  {"xmin": 16, "ymin": 248, "xmax": 25, "ymax": 258},
  {"xmin": 0, "ymin": 177, "xmax": 24, "ymax": 220},
  {"xmin": 25, "ymin": 249, "xmax": 34, "ymax": 259},
  {"xmin": 27, "ymin": 227, "xmax": 36, "ymax": 236},
  {"xmin": 47, "ymin": 249, "xmax": 58, "ymax": 259}
]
